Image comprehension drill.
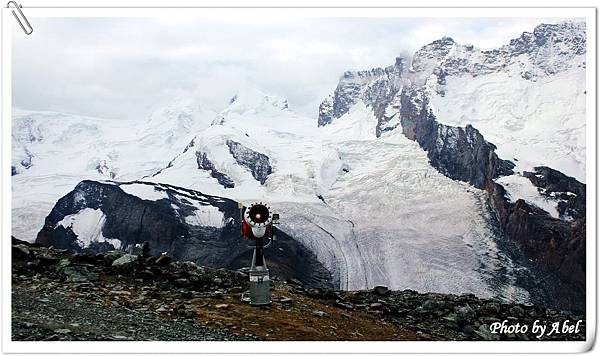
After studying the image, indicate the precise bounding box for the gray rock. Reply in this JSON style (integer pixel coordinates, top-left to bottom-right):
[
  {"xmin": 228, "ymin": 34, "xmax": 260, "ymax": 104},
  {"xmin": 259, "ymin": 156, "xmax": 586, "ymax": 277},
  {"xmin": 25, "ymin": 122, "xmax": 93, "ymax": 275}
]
[
  {"xmin": 196, "ymin": 151, "xmax": 235, "ymax": 188},
  {"xmin": 312, "ymin": 310, "xmax": 328, "ymax": 317},
  {"xmin": 13, "ymin": 244, "xmax": 31, "ymax": 259},
  {"xmin": 509, "ymin": 305, "xmax": 525, "ymax": 318},
  {"xmin": 155, "ymin": 254, "xmax": 171, "ymax": 266},
  {"xmin": 112, "ymin": 254, "xmax": 138, "ymax": 269},
  {"xmin": 422, "ymin": 299, "xmax": 438, "ymax": 311},
  {"xmin": 483, "ymin": 302, "xmax": 501, "ymax": 314},
  {"xmin": 62, "ymin": 265, "xmax": 99, "ymax": 282},
  {"xmin": 174, "ymin": 278, "xmax": 190, "ymax": 287},
  {"xmin": 226, "ymin": 140, "xmax": 272, "ymax": 185},
  {"xmin": 473, "ymin": 324, "xmax": 500, "ymax": 341},
  {"xmin": 57, "ymin": 258, "xmax": 71, "ymax": 270},
  {"xmin": 336, "ymin": 302, "xmax": 354, "ymax": 310},
  {"xmin": 370, "ymin": 302, "xmax": 383, "ymax": 310},
  {"xmin": 443, "ymin": 313, "xmax": 458, "ymax": 323},
  {"xmin": 104, "ymin": 250, "xmax": 125, "ymax": 262},
  {"xmin": 456, "ymin": 304, "xmax": 476, "ymax": 320},
  {"xmin": 278, "ymin": 297, "xmax": 293, "ymax": 304},
  {"xmin": 372, "ymin": 285, "xmax": 389, "ymax": 295}
]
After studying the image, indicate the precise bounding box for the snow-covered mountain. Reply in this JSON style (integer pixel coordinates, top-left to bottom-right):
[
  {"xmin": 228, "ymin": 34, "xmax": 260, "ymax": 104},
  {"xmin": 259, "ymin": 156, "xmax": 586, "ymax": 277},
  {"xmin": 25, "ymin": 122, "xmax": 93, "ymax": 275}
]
[
  {"xmin": 315, "ymin": 20, "xmax": 586, "ymax": 310},
  {"xmin": 319, "ymin": 20, "xmax": 586, "ymax": 218},
  {"xmin": 142, "ymin": 87, "xmax": 528, "ymax": 299},
  {"xmin": 13, "ymin": 21, "xmax": 587, "ymax": 311},
  {"xmin": 36, "ymin": 180, "xmax": 332, "ymax": 288},
  {"xmin": 11, "ymin": 100, "xmax": 216, "ymax": 240}
]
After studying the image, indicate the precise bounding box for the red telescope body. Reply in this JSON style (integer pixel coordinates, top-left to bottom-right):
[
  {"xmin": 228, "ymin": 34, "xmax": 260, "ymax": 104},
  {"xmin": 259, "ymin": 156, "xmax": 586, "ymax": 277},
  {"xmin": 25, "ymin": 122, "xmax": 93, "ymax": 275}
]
[{"xmin": 241, "ymin": 202, "xmax": 274, "ymax": 240}]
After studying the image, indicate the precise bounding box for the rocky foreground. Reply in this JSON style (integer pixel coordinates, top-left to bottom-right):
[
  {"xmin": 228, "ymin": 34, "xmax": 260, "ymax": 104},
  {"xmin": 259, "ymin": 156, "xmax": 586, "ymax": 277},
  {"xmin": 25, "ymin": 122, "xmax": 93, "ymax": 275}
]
[{"xmin": 12, "ymin": 238, "xmax": 585, "ymax": 341}]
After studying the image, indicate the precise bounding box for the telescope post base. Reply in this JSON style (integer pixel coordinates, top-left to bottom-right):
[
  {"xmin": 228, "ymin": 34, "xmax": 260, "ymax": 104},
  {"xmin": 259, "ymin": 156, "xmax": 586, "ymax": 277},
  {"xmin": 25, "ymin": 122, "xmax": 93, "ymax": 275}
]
[{"xmin": 248, "ymin": 249, "xmax": 271, "ymax": 306}]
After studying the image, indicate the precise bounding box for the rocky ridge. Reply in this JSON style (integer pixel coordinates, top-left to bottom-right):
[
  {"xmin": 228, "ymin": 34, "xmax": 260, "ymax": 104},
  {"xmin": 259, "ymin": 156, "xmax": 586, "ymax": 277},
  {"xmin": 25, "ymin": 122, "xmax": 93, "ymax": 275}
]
[
  {"xmin": 319, "ymin": 21, "xmax": 586, "ymax": 136},
  {"xmin": 35, "ymin": 180, "xmax": 333, "ymax": 290},
  {"xmin": 401, "ymin": 88, "xmax": 586, "ymax": 311},
  {"xmin": 225, "ymin": 140, "xmax": 272, "ymax": 185},
  {"xmin": 319, "ymin": 21, "xmax": 587, "ymax": 312}
]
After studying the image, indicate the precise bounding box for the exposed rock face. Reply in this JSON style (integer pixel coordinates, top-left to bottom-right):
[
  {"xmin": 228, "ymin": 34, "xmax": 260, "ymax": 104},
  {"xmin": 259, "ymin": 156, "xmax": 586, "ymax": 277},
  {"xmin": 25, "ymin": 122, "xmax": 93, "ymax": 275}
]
[
  {"xmin": 488, "ymin": 168, "xmax": 586, "ymax": 311},
  {"xmin": 413, "ymin": 22, "xmax": 586, "ymax": 82},
  {"xmin": 93, "ymin": 159, "xmax": 117, "ymax": 179},
  {"xmin": 35, "ymin": 180, "xmax": 333, "ymax": 289},
  {"xmin": 399, "ymin": 87, "xmax": 585, "ymax": 311},
  {"xmin": 318, "ymin": 57, "xmax": 405, "ymax": 136},
  {"xmin": 11, "ymin": 149, "xmax": 33, "ymax": 176},
  {"xmin": 148, "ymin": 138, "xmax": 197, "ymax": 179},
  {"xmin": 399, "ymin": 86, "xmax": 514, "ymax": 189},
  {"xmin": 226, "ymin": 140, "xmax": 272, "ymax": 184},
  {"xmin": 318, "ymin": 20, "xmax": 587, "ymax": 312},
  {"xmin": 318, "ymin": 22, "xmax": 586, "ymax": 135},
  {"xmin": 195, "ymin": 151, "xmax": 235, "ymax": 188},
  {"xmin": 523, "ymin": 166, "xmax": 586, "ymax": 220}
]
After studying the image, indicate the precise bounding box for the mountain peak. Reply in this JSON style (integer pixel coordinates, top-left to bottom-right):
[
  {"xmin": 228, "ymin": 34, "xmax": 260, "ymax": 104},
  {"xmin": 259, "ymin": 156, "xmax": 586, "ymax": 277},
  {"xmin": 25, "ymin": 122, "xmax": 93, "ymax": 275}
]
[
  {"xmin": 509, "ymin": 20, "xmax": 586, "ymax": 54},
  {"xmin": 142, "ymin": 96, "xmax": 215, "ymax": 140},
  {"xmin": 227, "ymin": 87, "xmax": 289, "ymax": 111},
  {"xmin": 211, "ymin": 87, "xmax": 292, "ymax": 126}
]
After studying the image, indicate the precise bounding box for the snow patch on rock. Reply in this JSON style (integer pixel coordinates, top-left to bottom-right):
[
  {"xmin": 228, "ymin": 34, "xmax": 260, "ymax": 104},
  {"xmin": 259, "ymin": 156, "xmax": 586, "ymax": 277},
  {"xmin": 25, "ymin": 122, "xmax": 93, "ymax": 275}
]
[
  {"xmin": 56, "ymin": 208, "xmax": 121, "ymax": 249},
  {"xmin": 496, "ymin": 174, "xmax": 560, "ymax": 218},
  {"xmin": 183, "ymin": 203, "xmax": 225, "ymax": 227},
  {"xmin": 119, "ymin": 183, "xmax": 169, "ymax": 201},
  {"xmin": 430, "ymin": 68, "xmax": 585, "ymax": 183}
]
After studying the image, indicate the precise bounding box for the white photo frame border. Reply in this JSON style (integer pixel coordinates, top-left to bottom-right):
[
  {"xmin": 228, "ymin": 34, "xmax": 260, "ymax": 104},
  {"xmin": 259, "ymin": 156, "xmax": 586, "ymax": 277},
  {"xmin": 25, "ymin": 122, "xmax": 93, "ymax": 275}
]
[{"xmin": 1, "ymin": 4, "xmax": 596, "ymax": 354}]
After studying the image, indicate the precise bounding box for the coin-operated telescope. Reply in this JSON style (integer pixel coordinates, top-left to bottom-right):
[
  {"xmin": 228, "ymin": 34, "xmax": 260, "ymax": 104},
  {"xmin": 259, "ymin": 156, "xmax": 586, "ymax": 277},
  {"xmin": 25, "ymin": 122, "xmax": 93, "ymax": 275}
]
[{"xmin": 240, "ymin": 202, "xmax": 279, "ymax": 306}]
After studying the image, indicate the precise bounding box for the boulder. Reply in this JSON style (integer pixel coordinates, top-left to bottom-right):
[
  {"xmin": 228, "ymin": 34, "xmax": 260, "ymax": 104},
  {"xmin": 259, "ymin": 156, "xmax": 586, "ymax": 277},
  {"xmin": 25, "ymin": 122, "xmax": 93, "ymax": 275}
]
[
  {"xmin": 111, "ymin": 254, "xmax": 138, "ymax": 269},
  {"xmin": 62, "ymin": 265, "xmax": 99, "ymax": 282},
  {"xmin": 372, "ymin": 285, "xmax": 390, "ymax": 296}
]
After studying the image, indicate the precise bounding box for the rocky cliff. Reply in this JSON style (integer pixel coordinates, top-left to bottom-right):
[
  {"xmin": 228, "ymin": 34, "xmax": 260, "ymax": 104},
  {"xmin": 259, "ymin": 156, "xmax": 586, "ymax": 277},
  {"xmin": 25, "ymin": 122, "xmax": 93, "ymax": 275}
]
[
  {"xmin": 226, "ymin": 140, "xmax": 272, "ymax": 184},
  {"xmin": 397, "ymin": 83, "xmax": 585, "ymax": 311},
  {"xmin": 318, "ymin": 57, "xmax": 405, "ymax": 136},
  {"xmin": 319, "ymin": 21, "xmax": 587, "ymax": 312},
  {"xmin": 35, "ymin": 180, "xmax": 332, "ymax": 289}
]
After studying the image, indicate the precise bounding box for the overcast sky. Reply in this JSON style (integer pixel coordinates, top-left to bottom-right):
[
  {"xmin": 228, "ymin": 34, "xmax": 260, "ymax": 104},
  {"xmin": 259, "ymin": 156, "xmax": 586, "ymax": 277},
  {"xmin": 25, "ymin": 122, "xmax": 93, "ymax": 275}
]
[{"xmin": 12, "ymin": 17, "xmax": 566, "ymax": 120}]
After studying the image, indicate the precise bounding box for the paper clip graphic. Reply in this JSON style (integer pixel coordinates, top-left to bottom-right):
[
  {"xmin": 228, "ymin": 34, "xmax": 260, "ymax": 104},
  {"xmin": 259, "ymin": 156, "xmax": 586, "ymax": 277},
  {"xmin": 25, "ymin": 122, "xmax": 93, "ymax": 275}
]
[{"xmin": 7, "ymin": 1, "xmax": 33, "ymax": 35}]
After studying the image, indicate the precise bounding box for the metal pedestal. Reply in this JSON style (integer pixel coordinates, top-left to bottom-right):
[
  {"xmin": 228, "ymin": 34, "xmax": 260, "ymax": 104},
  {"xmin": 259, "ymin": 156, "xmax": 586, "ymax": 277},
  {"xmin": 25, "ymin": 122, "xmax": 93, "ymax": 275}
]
[{"xmin": 248, "ymin": 248, "xmax": 271, "ymax": 306}]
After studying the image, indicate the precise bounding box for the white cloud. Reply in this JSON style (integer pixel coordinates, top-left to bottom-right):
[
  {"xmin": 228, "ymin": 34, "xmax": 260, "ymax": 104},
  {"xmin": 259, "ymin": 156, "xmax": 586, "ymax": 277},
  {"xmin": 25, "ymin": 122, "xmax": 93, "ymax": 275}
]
[{"xmin": 12, "ymin": 17, "xmax": 570, "ymax": 120}]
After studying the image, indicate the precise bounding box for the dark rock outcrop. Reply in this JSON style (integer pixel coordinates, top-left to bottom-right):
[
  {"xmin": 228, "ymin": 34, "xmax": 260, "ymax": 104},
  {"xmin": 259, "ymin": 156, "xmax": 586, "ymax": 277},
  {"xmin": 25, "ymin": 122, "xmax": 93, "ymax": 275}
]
[
  {"xmin": 399, "ymin": 85, "xmax": 585, "ymax": 311},
  {"xmin": 399, "ymin": 86, "xmax": 514, "ymax": 189},
  {"xmin": 318, "ymin": 57, "xmax": 405, "ymax": 136},
  {"xmin": 318, "ymin": 21, "xmax": 586, "ymax": 135},
  {"xmin": 147, "ymin": 138, "xmax": 197, "ymax": 179},
  {"xmin": 523, "ymin": 166, "xmax": 586, "ymax": 220},
  {"xmin": 225, "ymin": 140, "xmax": 272, "ymax": 184},
  {"xmin": 488, "ymin": 169, "xmax": 586, "ymax": 312},
  {"xmin": 196, "ymin": 151, "xmax": 235, "ymax": 188},
  {"xmin": 35, "ymin": 180, "xmax": 332, "ymax": 289},
  {"xmin": 412, "ymin": 22, "xmax": 586, "ymax": 81},
  {"xmin": 12, "ymin": 149, "xmax": 33, "ymax": 176},
  {"xmin": 316, "ymin": 20, "xmax": 587, "ymax": 312}
]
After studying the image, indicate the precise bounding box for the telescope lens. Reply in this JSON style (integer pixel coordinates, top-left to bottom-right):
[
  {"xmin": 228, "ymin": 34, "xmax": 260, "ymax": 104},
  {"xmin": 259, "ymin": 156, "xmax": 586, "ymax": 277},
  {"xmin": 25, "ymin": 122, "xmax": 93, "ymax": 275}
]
[{"xmin": 248, "ymin": 204, "xmax": 269, "ymax": 224}]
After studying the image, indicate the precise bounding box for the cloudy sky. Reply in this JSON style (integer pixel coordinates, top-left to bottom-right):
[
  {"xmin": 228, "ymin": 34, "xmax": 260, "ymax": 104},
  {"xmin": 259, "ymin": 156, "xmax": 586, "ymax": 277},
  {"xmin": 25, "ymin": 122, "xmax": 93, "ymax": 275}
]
[{"xmin": 12, "ymin": 16, "xmax": 566, "ymax": 120}]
